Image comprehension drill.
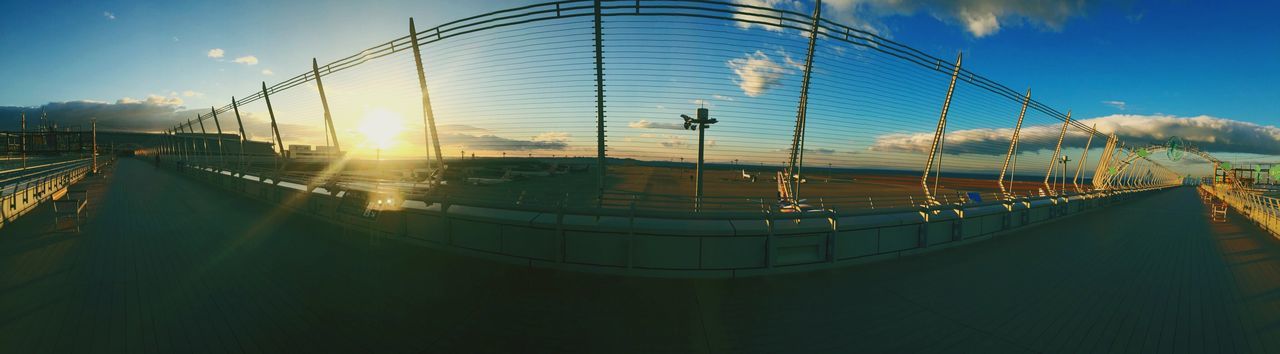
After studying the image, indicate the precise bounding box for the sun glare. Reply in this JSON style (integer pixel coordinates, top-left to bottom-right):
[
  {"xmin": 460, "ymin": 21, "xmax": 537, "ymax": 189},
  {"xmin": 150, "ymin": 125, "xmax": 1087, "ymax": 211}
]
[{"xmin": 356, "ymin": 108, "xmax": 405, "ymax": 151}]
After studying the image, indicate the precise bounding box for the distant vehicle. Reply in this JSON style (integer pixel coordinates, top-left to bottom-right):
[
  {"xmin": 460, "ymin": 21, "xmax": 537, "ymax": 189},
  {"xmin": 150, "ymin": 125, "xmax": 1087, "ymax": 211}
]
[
  {"xmin": 776, "ymin": 170, "xmax": 820, "ymax": 213},
  {"xmin": 778, "ymin": 199, "xmax": 818, "ymax": 213},
  {"xmin": 508, "ymin": 169, "xmax": 551, "ymax": 177},
  {"xmin": 772, "ymin": 172, "xmax": 806, "ymax": 184},
  {"xmin": 741, "ymin": 169, "xmax": 757, "ymax": 182},
  {"xmin": 550, "ymin": 163, "xmax": 570, "ymax": 175},
  {"xmin": 466, "ymin": 170, "xmax": 513, "ymax": 185}
]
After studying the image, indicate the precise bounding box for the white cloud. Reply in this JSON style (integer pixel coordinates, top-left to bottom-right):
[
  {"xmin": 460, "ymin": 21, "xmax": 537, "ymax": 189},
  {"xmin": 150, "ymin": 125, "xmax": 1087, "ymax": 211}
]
[
  {"xmin": 732, "ymin": 0, "xmax": 1091, "ymax": 38},
  {"xmin": 207, "ymin": 48, "xmax": 224, "ymax": 59},
  {"xmin": 116, "ymin": 94, "xmax": 184, "ymax": 107},
  {"xmin": 532, "ymin": 132, "xmax": 571, "ymax": 142},
  {"xmin": 1102, "ymin": 100, "xmax": 1127, "ymax": 110},
  {"xmin": 182, "ymin": 90, "xmax": 203, "ymax": 98},
  {"xmin": 261, "ymin": 69, "xmax": 274, "ymax": 75},
  {"xmin": 629, "ymin": 120, "xmax": 686, "ymax": 130},
  {"xmin": 959, "ymin": 8, "xmax": 1000, "ymax": 37},
  {"xmin": 103, "ymin": 11, "xmax": 115, "ymax": 20},
  {"xmin": 731, "ymin": 0, "xmax": 804, "ymax": 32},
  {"xmin": 869, "ymin": 114, "xmax": 1280, "ymax": 155},
  {"xmin": 233, "ymin": 55, "xmax": 259, "ymax": 65},
  {"xmin": 727, "ymin": 50, "xmax": 794, "ymax": 97},
  {"xmin": 659, "ymin": 134, "xmax": 689, "ymax": 148}
]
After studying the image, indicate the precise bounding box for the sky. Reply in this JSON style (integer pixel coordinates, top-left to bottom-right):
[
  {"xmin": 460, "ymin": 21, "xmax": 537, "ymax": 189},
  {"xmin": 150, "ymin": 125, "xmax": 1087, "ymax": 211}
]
[{"xmin": 0, "ymin": 0, "xmax": 1276, "ymax": 174}]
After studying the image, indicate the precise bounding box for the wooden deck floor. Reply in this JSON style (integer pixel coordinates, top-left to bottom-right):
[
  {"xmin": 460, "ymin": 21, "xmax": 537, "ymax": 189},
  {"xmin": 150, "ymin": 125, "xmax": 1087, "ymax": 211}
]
[{"xmin": 2, "ymin": 158, "xmax": 1278, "ymax": 353}]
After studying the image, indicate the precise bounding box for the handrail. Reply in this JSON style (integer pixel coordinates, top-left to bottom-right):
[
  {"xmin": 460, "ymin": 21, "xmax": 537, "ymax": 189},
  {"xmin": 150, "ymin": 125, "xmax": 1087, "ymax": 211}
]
[
  {"xmin": 1203, "ymin": 178, "xmax": 1280, "ymax": 238},
  {"xmin": 153, "ymin": 0, "xmax": 1190, "ymax": 216}
]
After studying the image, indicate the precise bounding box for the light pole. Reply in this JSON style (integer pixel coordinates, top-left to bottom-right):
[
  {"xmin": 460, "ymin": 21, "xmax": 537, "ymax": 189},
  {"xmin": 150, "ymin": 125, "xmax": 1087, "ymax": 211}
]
[
  {"xmin": 681, "ymin": 107, "xmax": 718, "ymax": 211},
  {"xmin": 1059, "ymin": 155, "xmax": 1071, "ymax": 194}
]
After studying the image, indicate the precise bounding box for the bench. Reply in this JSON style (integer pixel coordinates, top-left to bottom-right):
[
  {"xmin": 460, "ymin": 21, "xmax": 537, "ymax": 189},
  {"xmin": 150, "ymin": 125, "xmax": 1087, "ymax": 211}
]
[
  {"xmin": 53, "ymin": 189, "xmax": 89, "ymax": 232},
  {"xmin": 1210, "ymin": 198, "xmax": 1229, "ymax": 223}
]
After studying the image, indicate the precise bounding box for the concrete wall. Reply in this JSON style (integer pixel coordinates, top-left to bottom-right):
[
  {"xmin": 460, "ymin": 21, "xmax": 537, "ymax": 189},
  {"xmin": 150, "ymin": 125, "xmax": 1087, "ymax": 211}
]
[{"xmin": 177, "ymin": 163, "xmax": 1175, "ymax": 278}]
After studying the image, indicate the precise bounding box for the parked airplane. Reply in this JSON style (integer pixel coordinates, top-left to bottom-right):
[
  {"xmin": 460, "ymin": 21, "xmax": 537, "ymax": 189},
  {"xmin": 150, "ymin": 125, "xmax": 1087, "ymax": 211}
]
[{"xmin": 466, "ymin": 170, "xmax": 514, "ymax": 185}]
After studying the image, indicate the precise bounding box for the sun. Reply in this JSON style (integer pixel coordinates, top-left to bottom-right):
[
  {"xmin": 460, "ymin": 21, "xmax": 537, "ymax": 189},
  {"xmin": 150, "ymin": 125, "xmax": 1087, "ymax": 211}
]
[{"xmin": 356, "ymin": 108, "xmax": 405, "ymax": 151}]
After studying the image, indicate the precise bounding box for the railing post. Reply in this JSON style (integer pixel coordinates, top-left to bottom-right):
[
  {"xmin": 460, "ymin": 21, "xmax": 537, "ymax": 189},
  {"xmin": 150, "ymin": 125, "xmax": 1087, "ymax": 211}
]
[
  {"xmin": 211, "ymin": 107, "xmax": 226, "ymax": 171},
  {"xmin": 312, "ymin": 58, "xmax": 342, "ymax": 154},
  {"xmin": 409, "ymin": 18, "xmax": 446, "ymax": 184},
  {"xmin": 91, "ymin": 118, "xmax": 97, "ymax": 174},
  {"xmin": 1072, "ymin": 124, "xmax": 1097, "ymax": 193},
  {"xmin": 180, "ymin": 125, "xmax": 190, "ymax": 163},
  {"xmin": 593, "ymin": 0, "xmax": 608, "ymax": 199},
  {"xmin": 921, "ymin": 52, "xmax": 963, "ymax": 205},
  {"xmin": 173, "ymin": 126, "xmax": 183, "ymax": 162},
  {"xmin": 197, "ymin": 114, "xmax": 211, "ymax": 168},
  {"xmin": 232, "ymin": 96, "xmax": 248, "ymax": 174},
  {"xmin": 783, "ymin": 0, "xmax": 822, "ymax": 205},
  {"xmin": 1113, "ymin": 149, "xmax": 1135, "ymax": 190},
  {"xmin": 1092, "ymin": 134, "xmax": 1116, "ymax": 190},
  {"xmin": 262, "ymin": 82, "xmax": 287, "ymax": 168},
  {"xmin": 19, "ymin": 112, "xmax": 25, "ymax": 170},
  {"xmin": 1043, "ymin": 111, "xmax": 1071, "ymax": 195},
  {"xmin": 997, "ymin": 89, "xmax": 1030, "ymax": 199},
  {"xmin": 185, "ymin": 121, "xmax": 198, "ymax": 165}
]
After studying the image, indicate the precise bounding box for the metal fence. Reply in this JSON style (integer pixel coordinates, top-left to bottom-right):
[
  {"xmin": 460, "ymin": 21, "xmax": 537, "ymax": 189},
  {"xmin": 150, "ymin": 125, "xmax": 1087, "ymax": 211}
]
[
  {"xmin": 1203, "ymin": 179, "xmax": 1280, "ymax": 238},
  {"xmin": 151, "ymin": 0, "xmax": 1185, "ymax": 213}
]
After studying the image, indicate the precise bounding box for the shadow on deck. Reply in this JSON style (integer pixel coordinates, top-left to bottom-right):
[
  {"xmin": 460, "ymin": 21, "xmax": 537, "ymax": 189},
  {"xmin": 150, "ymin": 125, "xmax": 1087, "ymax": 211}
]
[{"xmin": 2, "ymin": 158, "xmax": 1278, "ymax": 353}]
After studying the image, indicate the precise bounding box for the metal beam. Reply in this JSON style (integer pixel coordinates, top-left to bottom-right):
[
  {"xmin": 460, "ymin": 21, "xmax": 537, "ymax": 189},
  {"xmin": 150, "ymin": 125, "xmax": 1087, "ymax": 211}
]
[
  {"xmin": 409, "ymin": 17, "xmax": 445, "ymax": 183},
  {"xmin": 593, "ymin": 0, "xmax": 607, "ymax": 197},
  {"xmin": 262, "ymin": 82, "xmax": 287, "ymax": 165},
  {"xmin": 197, "ymin": 114, "xmax": 210, "ymax": 167},
  {"xmin": 311, "ymin": 58, "xmax": 341, "ymax": 153},
  {"xmin": 232, "ymin": 96, "xmax": 248, "ymax": 173},
  {"xmin": 1091, "ymin": 134, "xmax": 1116, "ymax": 190},
  {"xmin": 91, "ymin": 118, "xmax": 97, "ymax": 174},
  {"xmin": 187, "ymin": 118, "xmax": 199, "ymax": 165},
  {"xmin": 211, "ymin": 107, "xmax": 226, "ymax": 170},
  {"xmin": 997, "ymin": 89, "xmax": 1030, "ymax": 199},
  {"xmin": 785, "ymin": 0, "xmax": 822, "ymax": 204},
  {"xmin": 920, "ymin": 52, "xmax": 963, "ymax": 205},
  {"xmin": 1043, "ymin": 111, "xmax": 1071, "ymax": 195},
  {"xmin": 1072, "ymin": 124, "xmax": 1097, "ymax": 193},
  {"xmin": 19, "ymin": 112, "xmax": 25, "ymax": 169}
]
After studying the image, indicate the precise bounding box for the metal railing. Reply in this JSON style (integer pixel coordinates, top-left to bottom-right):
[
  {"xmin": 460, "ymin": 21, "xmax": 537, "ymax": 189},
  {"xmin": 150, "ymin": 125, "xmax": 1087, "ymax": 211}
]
[
  {"xmin": 0, "ymin": 158, "xmax": 95, "ymax": 227},
  {"xmin": 1203, "ymin": 180, "xmax": 1280, "ymax": 238},
  {"xmin": 147, "ymin": 0, "xmax": 1187, "ymax": 214}
]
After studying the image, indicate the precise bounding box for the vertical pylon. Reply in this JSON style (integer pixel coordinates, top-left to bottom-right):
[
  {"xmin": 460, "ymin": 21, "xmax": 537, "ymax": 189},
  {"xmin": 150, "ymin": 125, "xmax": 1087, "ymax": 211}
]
[
  {"xmin": 592, "ymin": 0, "xmax": 608, "ymax": 197},
  {"xmin": 920, "ymin": 52, "xmax": 963, "ymax": 205}
]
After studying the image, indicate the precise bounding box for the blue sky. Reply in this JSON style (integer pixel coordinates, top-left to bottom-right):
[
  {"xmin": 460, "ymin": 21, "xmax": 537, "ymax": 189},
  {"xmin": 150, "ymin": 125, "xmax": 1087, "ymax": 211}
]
[
  {"xmin": 0, "ymin": 0, "xmax": 1274, "ymax": 120},
  {"xmin": 0, "ymin": 0, "xmax": 1275, "ymax": 171}
]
